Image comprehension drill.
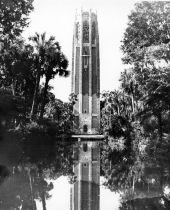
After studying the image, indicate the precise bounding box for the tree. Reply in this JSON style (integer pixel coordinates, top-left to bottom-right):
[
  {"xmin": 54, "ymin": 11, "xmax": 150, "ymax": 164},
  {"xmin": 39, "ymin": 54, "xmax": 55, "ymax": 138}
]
[
  {"xmin": 101, "ymin": 90, "xmax": 134, "ymax": 139},
  {"xmin": 39, "ymin": 41, "xmax": 69, "ymax": 120},
  {"xmin": 121, "ymin": 1, "xmax": 170, "ymax": 65},
  {"xmin": 0, "ymin": 40, "xmax": 36, "ymax": 127},
  {"xmin": 0, "ymin": 39, "xmax": 35, "ymax": 100},
  {"xmin": 29, "ymin": 32, "xmax": 48, "ymax": 118},
  {"xmin": 0, "ymin": 38, "xmax": 24, "ymax": 96},
  {"xmin": 98, "ymin": 2, "xmax": 170, "ymax": 203},
  {"xmin": 139, "ymin": 68, "xmax": 170, "ymax": 146},
  {"xmin": 101, "ymin": 90, "xmax": 136, "ymax": 191},
  {"xmin": 44, "ymin": 98, "xmax": 74, "ymax": 135},
  {"xmin": 121, "ymin": 1, "xmax": 170, "ymax": 149},
  {"xmin": 29, "ymin": 32, "xmax": 69, "ymax": 119},
  {"xmin": 0, "ymin": 0, "xmax": 35, "ymax": 121},
  {"xmin": 119, "ymin": 69, "xmax": 142, "ymax": 116},
  {"xmin": 0, "ymin": 0, "xmax": 34, "ymax": 41}
]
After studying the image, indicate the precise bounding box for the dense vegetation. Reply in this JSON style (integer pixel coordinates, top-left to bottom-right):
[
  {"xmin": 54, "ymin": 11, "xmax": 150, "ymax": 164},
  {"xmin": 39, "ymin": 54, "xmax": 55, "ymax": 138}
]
[
  {"xmin": 0, "ymin": 1, "xmax": 74, "ymax": 209},
  {"xmin": 1, "ymin": 1, "xmax": 170, "ymax": 209},
  {"xmin": 100, "ymin": 1, "xmax": 170, "ymax": 207}
]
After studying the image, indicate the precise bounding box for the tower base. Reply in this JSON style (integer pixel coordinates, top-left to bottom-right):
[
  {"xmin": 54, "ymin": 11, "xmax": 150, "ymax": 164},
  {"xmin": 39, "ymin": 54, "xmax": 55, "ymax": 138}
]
[{"xmin": 71, "ymin": 134, "xmax": 104, "ymax": 141}]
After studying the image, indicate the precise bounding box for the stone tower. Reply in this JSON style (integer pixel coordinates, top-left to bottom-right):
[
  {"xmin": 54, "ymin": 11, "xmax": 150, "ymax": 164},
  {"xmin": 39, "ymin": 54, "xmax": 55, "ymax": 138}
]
[{"xmin": 71, "ymin": 9, "xmax": 100, "ymax": 135}]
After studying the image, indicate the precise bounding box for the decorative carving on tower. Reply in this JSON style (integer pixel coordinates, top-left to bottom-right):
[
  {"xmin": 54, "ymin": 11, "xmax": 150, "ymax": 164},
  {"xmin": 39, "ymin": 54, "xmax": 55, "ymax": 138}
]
[
  {"xmin": 83, "ymin": 20, "xmax": 89, "ymax": 43},
  {"xmin": 75, "ymin": 22, "xmax": 80, "ymax": 41},
  {"xmin": 92, "ymin": 22, "xmax": 96, "ymax": 44},
  {"xmin": 72, "ymin": 9, "xmax": 100, "ymax": 135}
]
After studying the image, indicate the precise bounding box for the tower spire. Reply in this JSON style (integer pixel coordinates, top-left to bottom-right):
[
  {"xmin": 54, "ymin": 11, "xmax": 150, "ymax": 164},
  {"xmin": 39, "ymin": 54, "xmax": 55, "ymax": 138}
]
[{"xmin": 72, "ymin": 9, "xmax": 100, "ymax": 135}]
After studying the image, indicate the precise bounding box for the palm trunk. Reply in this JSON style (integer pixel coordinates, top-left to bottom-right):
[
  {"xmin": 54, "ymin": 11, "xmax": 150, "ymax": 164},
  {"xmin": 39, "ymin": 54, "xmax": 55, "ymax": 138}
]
[
  {"xmin": 158, "ymin": 112, "xmax": 163, "ymax": 143},
  {"xmin": 11, "ymin": 79, "xmax": 15, "ymax": 96},
  {"xmin": 39, "ymin": 76, "xmax": 50, "ymax": 120},
  {"xmin": 156, "ymin": 112, "xmax": 163, "ymax": 149},
  {"xmin": 30, "ymin": 68, "xmax": 41, "ymax": 119},
  {"xmin": 131, "ymin": 94, "xmax": 135, "ymax": 114},
  {"xmin": 132, "ymin": 176, "xmax": 135, "ymax": 192}
]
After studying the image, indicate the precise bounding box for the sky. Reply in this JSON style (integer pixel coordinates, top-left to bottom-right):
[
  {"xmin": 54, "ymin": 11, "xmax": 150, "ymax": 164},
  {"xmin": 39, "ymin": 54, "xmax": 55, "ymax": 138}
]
[{"xmin": 23, "ymin": 0, "xmax": 138, "ymax": 101}]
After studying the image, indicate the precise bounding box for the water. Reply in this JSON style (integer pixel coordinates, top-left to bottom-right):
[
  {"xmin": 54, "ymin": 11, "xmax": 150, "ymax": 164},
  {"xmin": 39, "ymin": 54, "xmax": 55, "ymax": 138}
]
[{"xmin": 0, "ymin": 137, "xmax": 170, "ymax": 210}]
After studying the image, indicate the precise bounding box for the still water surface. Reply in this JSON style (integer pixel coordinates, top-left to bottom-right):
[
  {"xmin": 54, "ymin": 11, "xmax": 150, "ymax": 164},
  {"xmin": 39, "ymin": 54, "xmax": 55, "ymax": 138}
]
[{"xmin": 0, "ymin": 139, "xmax": 170, "ymax": 210}]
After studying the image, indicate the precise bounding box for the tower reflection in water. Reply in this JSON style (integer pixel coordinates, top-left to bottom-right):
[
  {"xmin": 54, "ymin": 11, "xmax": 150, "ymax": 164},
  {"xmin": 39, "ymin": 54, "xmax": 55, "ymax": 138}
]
[{"xmin": 71, "ymin": 141, "xmax": 100, "ymax": 210}]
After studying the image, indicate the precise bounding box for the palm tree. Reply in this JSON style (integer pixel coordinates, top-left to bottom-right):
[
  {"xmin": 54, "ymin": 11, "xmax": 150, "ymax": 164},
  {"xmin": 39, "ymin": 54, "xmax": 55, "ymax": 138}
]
[
  {"xmin": 29, "ymin": 32, "xmax": 69, "ymax": 119},
  {"xmin": 120, "ymin": 69, "xmax": 140, "ymax": 116},
  {"xmin": 29, "ymin": 32, "xmax": 47, "ymax": 119},
  {"xmin": 38, "ymin": 36, "xmax": 69, "ymax": 120}
]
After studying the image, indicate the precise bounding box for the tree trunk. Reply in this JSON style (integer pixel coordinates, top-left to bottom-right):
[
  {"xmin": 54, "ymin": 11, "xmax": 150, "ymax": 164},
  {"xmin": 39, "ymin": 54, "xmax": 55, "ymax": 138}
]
[
  {"xmin": 30, "ymin": 68, "xmax": 41, "ymax": 119},
  {"xmin": 157, "ymin": 112, "xmax": 163, "ymax": 148},
  {"xmin": 131, "ymin": 94, "xmax": 135, "ymax": 114},
  {"xmin": 11, "ymin": 79, "xmax": 15, "ymax": 96},
  {"xmin": 132, "ymin": 176, "xmax": 135, "ymax": 192},
  {"xmin": 39, "ymin": 76, "xmax": 50, "ymax": 120}
]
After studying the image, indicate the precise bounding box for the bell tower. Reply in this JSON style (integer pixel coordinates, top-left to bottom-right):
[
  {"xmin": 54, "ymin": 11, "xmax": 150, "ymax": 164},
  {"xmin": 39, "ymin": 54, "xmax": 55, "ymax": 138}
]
[{"xmin": 72, "ymin": 9, "xmax": 100, "ymax": 135}]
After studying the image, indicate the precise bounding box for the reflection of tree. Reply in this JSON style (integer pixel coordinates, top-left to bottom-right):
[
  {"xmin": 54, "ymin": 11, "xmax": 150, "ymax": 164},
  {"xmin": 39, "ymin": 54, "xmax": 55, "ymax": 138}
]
[
  {"xmin": 0, "ymin": 166, "xmax": 54, "ymax": 210},
  {"xmin": 0, "ymin": 126, "xmax": 73, "ymax": 210},
  {"xmin": 32, "ymin": 170, "xmax": 53, "ymax": 210},
  {"xmin": 21, "ymin": 127, "xmax": 73, "ymax": 209},
  {"xmin": 117, "ymin": 162, "xmax": 170, "ymax": 209},
  {"xmin": 0, "ymin": 168, "xmax": 36, "ymax": 210},
  {"xmin": 120, "ymin": 196, "xmax": 170, "ymax": 210}
]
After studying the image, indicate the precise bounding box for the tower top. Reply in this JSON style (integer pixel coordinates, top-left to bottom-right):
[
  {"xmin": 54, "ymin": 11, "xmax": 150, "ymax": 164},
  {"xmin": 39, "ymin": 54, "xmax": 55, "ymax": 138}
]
[
  {"xmin": 75, "ymin": 8, "xmax": 97, "ymax": 21},
  {"xmin": 72, "ymin": 8, "xmax": 100, "ymax": 135}
]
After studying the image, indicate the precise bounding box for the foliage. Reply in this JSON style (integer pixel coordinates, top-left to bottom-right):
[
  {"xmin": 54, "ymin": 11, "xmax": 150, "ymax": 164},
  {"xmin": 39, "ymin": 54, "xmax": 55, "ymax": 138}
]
[
  {"xmin": 121, "ymin": 1, "xmax": 170, "ymax": 65},
  {"xmin": 28, "ymin": 32, "xmax": 69, "ymax": 119},
  {"xmin": 0, "ymin": 31, "xmax": 72, "ymax": 209},
  {"xmin": 119, "ymin": 196, "xmax": 170, "ymax": 210},
  {"xmin": 101, "ymin": 1, "xmax": 170, "ymax": 200},
  {"xmin": 0, "ymin": 124, "xmax": 74, "ymax": 209},
  {"xmin": 0, "ymin": 3, "xmax": 72, "ymax": 209},
  {"xmin": 0, "ymin": 0, "xmax": 34, "ymax": 40},
  {"xmin": 44, "ymin": 98, "xmax": 74, "ymax": 135}
]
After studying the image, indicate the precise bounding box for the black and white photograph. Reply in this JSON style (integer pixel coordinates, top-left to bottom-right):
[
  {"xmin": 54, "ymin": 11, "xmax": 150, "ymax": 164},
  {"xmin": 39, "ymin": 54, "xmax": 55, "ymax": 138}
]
[{"xmin": 0, "ymin": 0, "xmax": 170, "ymax": 209}]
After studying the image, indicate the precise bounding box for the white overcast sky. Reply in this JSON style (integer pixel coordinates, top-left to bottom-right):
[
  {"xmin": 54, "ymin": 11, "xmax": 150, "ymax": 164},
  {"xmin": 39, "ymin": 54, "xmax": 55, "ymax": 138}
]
[{"xmin": 23, "ymin": 0, "xmax": 137, "ymax": 101}]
